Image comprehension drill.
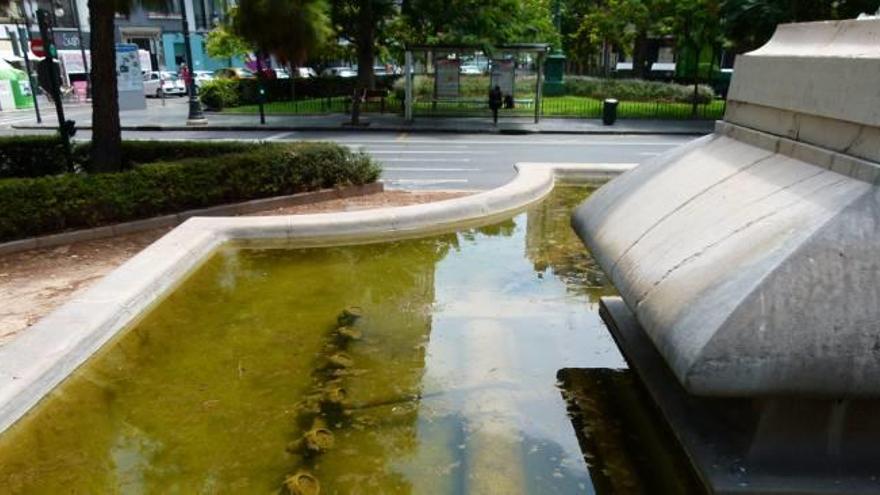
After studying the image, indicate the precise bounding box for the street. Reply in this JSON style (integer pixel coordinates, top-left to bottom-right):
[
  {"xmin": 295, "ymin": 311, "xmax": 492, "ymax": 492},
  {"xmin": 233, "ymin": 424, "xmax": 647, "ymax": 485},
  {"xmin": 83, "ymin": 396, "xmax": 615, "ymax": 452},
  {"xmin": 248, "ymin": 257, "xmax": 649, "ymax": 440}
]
[{"xmin": 0, "ymin": 101, "xmax": 696, "ymax": 190}]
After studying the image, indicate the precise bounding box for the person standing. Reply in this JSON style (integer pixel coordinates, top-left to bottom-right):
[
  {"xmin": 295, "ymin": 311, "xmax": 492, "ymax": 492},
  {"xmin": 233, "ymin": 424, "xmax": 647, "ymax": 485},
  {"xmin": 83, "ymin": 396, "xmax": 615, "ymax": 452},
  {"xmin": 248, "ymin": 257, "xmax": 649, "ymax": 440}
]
[
  {"xmin": 179, "ymin": 63, "xmax": 193, "ymax": 92},
  {"xmin": 489, "ymin": 85, "xmax": 503, "ymax": 125}
]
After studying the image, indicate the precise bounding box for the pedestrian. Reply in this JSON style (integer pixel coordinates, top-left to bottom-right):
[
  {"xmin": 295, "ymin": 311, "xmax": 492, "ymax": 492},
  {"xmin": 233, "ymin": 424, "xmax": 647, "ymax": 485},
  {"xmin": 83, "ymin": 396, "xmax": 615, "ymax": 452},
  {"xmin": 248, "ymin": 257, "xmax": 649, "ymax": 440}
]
[
  {"xmin": 179, "ymin": 63, "xmax": 192, "ymax": 92},
  {"xmin": 489, "ymin": 85, "xmax": 503, "ymax": 125}
]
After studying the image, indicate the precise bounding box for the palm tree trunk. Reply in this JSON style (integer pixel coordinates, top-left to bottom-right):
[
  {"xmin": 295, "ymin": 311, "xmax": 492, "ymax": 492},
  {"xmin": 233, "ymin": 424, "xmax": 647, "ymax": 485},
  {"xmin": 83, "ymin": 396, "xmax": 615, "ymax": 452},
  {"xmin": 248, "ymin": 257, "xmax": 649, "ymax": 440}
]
[{"xmin": 88, "ymin": 0, "xmax": 122, "ymax": 172}]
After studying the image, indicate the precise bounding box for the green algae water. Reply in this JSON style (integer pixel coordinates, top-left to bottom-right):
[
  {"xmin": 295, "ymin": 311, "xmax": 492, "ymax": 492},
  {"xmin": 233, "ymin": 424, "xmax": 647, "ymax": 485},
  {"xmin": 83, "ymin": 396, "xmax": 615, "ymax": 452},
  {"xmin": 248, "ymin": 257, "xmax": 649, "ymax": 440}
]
[{"xmin": 0, "ymin": 186, "xmax": 629, "ymax": 494}]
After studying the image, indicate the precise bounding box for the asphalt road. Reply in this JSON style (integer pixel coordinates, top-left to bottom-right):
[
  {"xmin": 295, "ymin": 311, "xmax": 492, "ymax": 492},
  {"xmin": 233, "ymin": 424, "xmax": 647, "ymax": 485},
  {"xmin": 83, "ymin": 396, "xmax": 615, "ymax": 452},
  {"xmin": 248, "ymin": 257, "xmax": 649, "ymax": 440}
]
[{"xmin": 0, "ymin": 105, "xmax": 697, "ymax": 191}]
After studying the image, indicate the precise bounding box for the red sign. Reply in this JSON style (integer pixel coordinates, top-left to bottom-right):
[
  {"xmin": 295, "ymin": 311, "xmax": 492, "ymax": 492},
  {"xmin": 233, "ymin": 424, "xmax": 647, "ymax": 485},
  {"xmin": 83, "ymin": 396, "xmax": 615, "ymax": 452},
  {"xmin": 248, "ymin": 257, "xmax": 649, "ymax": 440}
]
[{"xmin": 30, "ymin": 39, "xmax": 45, "ymax": 58}]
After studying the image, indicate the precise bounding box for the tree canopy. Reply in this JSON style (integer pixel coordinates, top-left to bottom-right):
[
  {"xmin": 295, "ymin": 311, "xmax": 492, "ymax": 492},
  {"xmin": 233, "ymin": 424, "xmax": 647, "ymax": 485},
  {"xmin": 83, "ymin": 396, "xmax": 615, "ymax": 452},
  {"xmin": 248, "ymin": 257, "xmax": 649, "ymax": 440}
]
[
  {"xmin": 401, "ymin": 0, "xmax": 560, "ymax": 47},
  {"xmin": 234, "ymin": 0, "xmax": 331, "ymax": 65},
  {"xmin": 205, "ymin": 15, "xmax": 251, "ymax": 62}
]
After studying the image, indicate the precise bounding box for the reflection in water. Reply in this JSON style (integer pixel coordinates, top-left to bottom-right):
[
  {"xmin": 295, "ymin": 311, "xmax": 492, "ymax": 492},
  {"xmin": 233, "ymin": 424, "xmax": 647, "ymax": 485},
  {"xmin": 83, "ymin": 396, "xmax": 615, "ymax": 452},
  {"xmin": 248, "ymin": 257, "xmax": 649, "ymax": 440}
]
[
  {"xmin": 557, "ymin": 369, "xmax": 704, "ymax": 495},
  {"xmin": 526, "ymin": 184, "xmax": 615, "ymax": 303},
  {"xmin": 0, "ymin": 185, "xmax": 633, "ymax": 494}
]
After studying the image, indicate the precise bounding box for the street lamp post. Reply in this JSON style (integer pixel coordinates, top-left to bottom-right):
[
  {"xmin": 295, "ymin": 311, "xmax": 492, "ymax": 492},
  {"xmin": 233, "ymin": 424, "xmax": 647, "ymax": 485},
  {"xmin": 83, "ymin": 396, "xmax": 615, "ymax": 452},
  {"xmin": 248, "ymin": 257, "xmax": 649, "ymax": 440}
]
[{"xmin": 178, "ymin": 0, "xmax": 207, "ymax": 125}]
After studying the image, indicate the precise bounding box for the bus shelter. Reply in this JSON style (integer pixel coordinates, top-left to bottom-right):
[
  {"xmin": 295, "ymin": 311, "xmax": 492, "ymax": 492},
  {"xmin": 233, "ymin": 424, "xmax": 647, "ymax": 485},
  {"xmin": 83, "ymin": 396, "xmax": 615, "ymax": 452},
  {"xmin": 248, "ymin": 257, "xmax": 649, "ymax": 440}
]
[{"xmin": 403, "ymin": 43, "xmax": 550, "ymax": 123}]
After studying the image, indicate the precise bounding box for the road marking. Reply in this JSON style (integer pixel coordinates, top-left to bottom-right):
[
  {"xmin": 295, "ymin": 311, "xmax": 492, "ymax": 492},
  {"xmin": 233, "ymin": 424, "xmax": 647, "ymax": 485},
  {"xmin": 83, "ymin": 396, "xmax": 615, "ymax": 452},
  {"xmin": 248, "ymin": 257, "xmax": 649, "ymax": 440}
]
[
  {"xmin": 265, "ymin": 131, "xmax": 298, "ymax": 140},
  {"xmin": 383, "ymin": 167, "xmax": 479, "ymax": 172},
  {"xmin": 381, "ymin": 158, "xmax": 472, "ymax": 162},
  {"xmin": 639, "ymin": 152, "xmax": 661, "ymax": 156},
  {"xmin": 382, "ymin": 178, "xmax": 470, "ymax": 185}
]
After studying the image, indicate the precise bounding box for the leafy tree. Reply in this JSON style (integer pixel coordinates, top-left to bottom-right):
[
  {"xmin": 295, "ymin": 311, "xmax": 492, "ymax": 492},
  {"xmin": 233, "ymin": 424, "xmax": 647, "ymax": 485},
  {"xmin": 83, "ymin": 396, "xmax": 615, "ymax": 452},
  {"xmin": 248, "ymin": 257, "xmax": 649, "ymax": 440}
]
[
  {"xmin": 205, "ymin": 11, "xmax": 251, "ymax": 66},
  {"xmin": 328, "ymin": 0, "xmax": 398, "ymax": 90},
  {"xmin": 401, "ymin": 0, "xmax": 559, "ymax": 47},
  {"xmin": 721, "ymin": 0, "xmax": 880, "ymax": 53},
  {"xmin": 563, "ymin": 0, "xmax": 675, "ymax": 77},
  {"xmin": 234, "ymin": 0, "xmax": 330, "ymax": 66}
]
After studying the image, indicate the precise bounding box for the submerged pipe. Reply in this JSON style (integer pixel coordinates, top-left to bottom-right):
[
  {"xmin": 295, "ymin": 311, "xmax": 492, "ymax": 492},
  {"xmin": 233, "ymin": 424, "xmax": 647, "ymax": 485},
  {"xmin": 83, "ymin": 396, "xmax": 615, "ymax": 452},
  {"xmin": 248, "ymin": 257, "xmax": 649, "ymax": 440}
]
[{"xmin": 285, "ymin": 470, "xmax": 320, "ymax": 495}]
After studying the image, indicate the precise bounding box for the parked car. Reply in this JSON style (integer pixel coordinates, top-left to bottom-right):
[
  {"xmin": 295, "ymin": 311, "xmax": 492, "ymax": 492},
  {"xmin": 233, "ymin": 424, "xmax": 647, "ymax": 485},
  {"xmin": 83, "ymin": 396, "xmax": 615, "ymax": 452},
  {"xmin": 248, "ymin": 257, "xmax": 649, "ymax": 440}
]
[
  {"xmin": 460, "ymin": 65, "xmax": 483, "ymax": 75},
  {"xmin": 213, "ymin": 67, "xmax": 255, "ymax": 80},
  {"xmin": 292, "ymin": 67, "xmax": 318, "ymax": 78},
  {"xmin": 192, "ymin": 70, "xmax": 213, "ymax": 91},
  {"xmin": 142, "ymin": 71, "xmax": 186, "ymax": 97},
  {"xmin": 321, "ymin": 67, "xmax": 357, "ymax": 78}
]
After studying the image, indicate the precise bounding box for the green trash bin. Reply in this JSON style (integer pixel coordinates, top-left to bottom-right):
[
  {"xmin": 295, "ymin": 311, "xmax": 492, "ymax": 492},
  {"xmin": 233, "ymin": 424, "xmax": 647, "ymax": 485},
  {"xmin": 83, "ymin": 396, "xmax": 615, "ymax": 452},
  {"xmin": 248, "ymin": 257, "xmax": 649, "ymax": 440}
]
[
  {"xmin": 11, "ymin": 78, "xmax": 33, "ymax": 109},
  {"xmin": 0, "ymin": 62, "xmax": 32, "ymax": 109}
]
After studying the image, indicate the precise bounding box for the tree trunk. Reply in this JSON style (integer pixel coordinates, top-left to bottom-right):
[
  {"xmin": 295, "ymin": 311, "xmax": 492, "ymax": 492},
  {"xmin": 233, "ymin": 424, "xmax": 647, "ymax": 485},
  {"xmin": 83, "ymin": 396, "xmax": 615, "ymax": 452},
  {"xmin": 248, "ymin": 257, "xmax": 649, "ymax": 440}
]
[
  {"xmin": 356, "ymin": 0, "xmax": 375, "ymax": 90},
  {"xmin": 88, "ymin": 0, "xmax": 122, "ymax": 172},
  {"xmin": 633, "ymin": 31, "xmax": 648, "ymax": 79}
]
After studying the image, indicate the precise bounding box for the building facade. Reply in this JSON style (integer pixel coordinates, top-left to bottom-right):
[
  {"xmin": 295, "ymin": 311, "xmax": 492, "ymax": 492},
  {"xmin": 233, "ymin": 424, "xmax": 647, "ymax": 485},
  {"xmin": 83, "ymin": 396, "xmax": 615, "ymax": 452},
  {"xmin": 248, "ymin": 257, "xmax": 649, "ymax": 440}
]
[{"xmin": 1, "ymin": 0, "xmax": 241, "ymax": 76}]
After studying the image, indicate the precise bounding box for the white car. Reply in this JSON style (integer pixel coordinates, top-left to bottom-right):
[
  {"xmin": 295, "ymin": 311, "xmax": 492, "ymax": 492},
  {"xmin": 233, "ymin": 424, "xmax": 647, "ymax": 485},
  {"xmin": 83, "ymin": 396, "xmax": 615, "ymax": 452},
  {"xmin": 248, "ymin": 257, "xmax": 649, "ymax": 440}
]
[
  {"xmin": 293, "ymin": 67, "xmax": 317, "ymax": 78},
  {"xmin": 321, "ymin": 67, "xmax": 357, "ymax": 78},
  {"xmin": 460, "ymin": 65, "xmax": 483, "ymax": 75},
  {"xmin": 143, "ymin": 71, "xmax": 186, "ymax": 97}
]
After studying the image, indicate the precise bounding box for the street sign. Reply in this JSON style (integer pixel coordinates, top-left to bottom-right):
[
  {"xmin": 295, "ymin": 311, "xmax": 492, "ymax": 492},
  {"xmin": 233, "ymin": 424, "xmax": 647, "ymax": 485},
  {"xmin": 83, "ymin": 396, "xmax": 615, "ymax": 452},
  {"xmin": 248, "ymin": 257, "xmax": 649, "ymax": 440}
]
[{"xmin": 30, "ymin": 39, "xmax": 45, "ymax": 58}]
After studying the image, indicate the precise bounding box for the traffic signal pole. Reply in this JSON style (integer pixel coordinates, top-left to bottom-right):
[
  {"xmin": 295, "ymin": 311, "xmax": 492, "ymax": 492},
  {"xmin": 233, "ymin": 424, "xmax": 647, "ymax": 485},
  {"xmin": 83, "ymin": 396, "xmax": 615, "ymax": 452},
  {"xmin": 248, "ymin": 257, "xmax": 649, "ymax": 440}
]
[
  {"xmin": 17, "ymin": 0, "xmax": 41, "ymax": 123},
  {"xmin": 36, "ymin": 8, "xmax": 75, "ymax": 171}
]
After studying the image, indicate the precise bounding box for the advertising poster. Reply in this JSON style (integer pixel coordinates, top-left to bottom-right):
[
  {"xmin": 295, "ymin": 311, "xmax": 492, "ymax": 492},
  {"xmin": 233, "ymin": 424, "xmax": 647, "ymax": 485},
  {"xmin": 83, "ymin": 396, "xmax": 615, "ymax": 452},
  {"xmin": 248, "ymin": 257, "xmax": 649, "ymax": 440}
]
[
  {"xmin": 59, "ymin": 50, "xmax": 89, "ymax": 75},
  {"xmin": 435, "ymin": 58, "xmax": 461, "ymax": 99},
  {"xmin": 490, "ymin": 59, "xmax": 515, "ymax": 97}
]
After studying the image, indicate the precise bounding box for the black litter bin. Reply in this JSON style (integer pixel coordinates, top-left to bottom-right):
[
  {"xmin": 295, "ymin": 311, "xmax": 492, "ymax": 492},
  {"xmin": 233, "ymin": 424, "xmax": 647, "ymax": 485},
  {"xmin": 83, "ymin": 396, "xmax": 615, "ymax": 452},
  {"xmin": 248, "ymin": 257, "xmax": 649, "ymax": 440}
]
[{"xmin": 602, "ymin": 98, "xmax": 619, "ymax": 126}]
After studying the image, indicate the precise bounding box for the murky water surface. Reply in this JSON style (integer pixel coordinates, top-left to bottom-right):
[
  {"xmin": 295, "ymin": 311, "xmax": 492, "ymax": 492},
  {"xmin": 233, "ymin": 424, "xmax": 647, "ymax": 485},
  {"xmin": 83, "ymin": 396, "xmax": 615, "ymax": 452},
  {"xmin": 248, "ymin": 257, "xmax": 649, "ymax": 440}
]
[{"xmin": 0, "ymin": 186, "xmax": 627, "ymax": 494}]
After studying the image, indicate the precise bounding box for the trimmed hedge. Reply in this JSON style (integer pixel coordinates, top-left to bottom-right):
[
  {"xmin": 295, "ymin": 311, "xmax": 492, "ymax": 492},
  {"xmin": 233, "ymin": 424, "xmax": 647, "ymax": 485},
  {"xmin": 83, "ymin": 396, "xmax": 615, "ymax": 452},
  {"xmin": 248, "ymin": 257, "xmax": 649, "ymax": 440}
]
[
  {"xmin": 201, "ymin": 76, "xmax": 400, "ymax": 110},
  {"xmin": 0, "ymin": 141, "xmax": 380, "ymax": 242},
  {"xmin": 392, "ymin": 74, "xmax": 715, "ymax": 104},
  {"xmin": 563, "ymin": 76, "xmax": 715, "ymax": 104},
  {"xmin": 0, "ymin": 135, "xmax": 70, "ymax": 178},
  {"xmin": 0, "ymin": 136, "xmax": 260, "ymax": 179}
]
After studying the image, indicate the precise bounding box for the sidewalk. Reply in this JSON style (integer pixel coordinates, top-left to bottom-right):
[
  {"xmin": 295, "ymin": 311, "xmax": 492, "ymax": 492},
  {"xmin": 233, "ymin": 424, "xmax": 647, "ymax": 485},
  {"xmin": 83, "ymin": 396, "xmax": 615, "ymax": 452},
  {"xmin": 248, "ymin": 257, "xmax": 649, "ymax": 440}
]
[{"xmin": 10, "ymin": 98, "xmax": 715, "ymax": 135}]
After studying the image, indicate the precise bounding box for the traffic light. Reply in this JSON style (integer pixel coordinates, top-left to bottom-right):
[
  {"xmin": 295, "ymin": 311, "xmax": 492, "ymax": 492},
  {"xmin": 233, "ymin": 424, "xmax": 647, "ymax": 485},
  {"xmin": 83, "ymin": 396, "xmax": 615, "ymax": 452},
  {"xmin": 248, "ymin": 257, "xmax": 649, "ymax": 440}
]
[{"xmin": 36, "ymin": 58, "xmax": 62, "ymax": 94}]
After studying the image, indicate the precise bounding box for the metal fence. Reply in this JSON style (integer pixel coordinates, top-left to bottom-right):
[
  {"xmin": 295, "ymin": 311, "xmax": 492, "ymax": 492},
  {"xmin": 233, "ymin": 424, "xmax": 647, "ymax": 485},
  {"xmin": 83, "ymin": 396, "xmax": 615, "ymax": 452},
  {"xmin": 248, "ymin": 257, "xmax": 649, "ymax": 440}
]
[
  {"xmin": 227, "ymin": 94, "xmax": 726, "ymax": 121},
  {"xmin": 409, "ymin": 97, "xmax": 726, "ymax": 120}
]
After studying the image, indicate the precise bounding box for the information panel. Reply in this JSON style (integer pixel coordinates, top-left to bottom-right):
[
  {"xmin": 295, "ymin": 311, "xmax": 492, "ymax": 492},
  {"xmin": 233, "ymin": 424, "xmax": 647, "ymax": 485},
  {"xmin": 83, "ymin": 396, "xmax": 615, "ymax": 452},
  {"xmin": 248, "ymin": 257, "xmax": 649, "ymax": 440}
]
[
  {"xmin": 435, "ymin": 58, "xmax": 461, "ymax": 99},
  {"xmin": 490, "ymin": 59, "xmax": 515, "ymax": 97},
  {"xmin": 115, "ymin": 43, "xmax": 146, "ymax": 111}
]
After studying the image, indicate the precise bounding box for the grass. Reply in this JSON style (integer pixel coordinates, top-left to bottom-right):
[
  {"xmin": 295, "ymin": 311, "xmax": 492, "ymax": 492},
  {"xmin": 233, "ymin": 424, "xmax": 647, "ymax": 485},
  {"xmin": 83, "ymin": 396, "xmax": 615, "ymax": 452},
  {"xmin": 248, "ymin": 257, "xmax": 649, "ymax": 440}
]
[{"xmin": 222, "ymin": 95, "xmax": 726, "ymax": 120}]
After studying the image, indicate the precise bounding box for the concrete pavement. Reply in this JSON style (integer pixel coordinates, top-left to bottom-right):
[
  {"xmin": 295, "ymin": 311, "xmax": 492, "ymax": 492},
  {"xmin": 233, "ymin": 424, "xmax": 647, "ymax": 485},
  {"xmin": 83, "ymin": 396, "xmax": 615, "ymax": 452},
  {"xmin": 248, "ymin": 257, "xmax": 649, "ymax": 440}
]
[{"xmin": 6, "ymin": 97, "xmax": 715, "ymax": 135}]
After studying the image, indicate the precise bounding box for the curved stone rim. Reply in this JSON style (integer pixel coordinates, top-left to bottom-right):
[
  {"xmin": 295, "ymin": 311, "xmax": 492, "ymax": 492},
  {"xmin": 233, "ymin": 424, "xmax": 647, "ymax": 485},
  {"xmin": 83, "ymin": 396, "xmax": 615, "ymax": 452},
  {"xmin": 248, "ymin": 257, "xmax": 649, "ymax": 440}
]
[{"xmin": 0, "ymin": 162, "xmax": 631, "ymax": 436}]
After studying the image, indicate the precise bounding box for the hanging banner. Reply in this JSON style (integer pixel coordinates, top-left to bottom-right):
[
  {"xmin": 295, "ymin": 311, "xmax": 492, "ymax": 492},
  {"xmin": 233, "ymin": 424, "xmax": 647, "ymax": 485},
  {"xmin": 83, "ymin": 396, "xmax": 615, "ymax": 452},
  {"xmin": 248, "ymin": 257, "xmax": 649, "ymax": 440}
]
[
  {"xmin": 490, "ymin": 59, "xmax": 515, "ymax": 97},
  {"xmin": 435, "ymin": 58, "xmax": 461, "ymax": 99}
]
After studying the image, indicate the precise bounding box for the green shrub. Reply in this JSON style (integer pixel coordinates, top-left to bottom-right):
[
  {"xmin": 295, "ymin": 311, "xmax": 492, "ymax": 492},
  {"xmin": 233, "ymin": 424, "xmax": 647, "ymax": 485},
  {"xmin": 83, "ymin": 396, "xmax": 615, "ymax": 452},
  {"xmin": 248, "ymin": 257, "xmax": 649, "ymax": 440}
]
[
  {"xmin": 199, "ymin": 79, "xmax": 240, "ymax": 110},
  {"xmin": 564, "ymin": 76, "xmax": 715, "ymax": 104},
  {"xmin": 0, "ymin": 135, "xmax": 70, "ymax": 178},
  {"xmin": 392, "ymin": 74, "xmax": 716, "ymax": 103},
  {"xmin": 0, "ymin": 142, "xmax": 380, "ymax": 242},
  {"xmin": 235, "ymin": 76, "xmax": 400, "ymax": 105}
]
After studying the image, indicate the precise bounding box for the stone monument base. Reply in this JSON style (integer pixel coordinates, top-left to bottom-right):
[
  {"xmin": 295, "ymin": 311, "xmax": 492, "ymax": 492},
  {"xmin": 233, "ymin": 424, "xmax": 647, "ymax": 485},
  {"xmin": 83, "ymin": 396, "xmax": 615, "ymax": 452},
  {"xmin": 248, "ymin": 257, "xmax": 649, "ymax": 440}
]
[{"xmin": 600, "ymin": 296, "xmax": 880, "ymax": 494}]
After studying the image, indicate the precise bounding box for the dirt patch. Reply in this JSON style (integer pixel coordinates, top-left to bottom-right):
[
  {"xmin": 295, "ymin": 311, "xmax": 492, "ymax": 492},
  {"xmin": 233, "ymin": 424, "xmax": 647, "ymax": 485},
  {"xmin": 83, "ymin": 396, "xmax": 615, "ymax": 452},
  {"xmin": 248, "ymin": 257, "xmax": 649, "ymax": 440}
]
[{"xmin": 0, "ymin": 190, "xmax": 468, "ymax": 346}]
